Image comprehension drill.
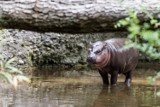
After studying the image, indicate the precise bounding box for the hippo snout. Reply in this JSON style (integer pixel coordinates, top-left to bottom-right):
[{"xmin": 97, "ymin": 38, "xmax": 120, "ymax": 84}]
[{"xmin": 87, "ymin": 56, "xmax": 96, "ymax": 64}]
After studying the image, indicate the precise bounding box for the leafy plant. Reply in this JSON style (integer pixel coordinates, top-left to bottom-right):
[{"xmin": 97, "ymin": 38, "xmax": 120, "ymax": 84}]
[
  {"xmin": 115, "ymin": 11, "xmax": 160, "ymax": 60},
  {"xmin": 115, "ymin": 10, "xmax": 160, "ymax": 91},
  {"xmin": 0, "ymin": 56, "xmax": 30, "ymax": 89},
  {"xmin": 0, "ymin": 29, "xmax": 30, "ymax": 89}
]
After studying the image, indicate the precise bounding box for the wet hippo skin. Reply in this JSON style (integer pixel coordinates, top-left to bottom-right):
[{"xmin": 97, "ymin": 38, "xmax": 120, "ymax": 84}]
[{"xmin": 87, "ymin": 38, "xmax": 139, "ymax": 87}]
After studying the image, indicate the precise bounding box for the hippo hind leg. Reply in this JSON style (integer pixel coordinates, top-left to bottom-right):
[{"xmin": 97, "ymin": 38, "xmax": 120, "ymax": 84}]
[{"xmin": 124, "ymin": 71, "xmax": 132, "ymax": 87}]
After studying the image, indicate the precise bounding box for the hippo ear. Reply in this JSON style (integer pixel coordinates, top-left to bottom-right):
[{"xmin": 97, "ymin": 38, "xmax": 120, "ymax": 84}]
[{"xmin": 103, "ymin": 42, "xmax": 107, "ymax": 49}]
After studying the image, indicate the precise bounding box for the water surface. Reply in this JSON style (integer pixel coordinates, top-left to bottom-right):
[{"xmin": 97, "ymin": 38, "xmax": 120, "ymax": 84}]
[{"xmin": 0, "ymin": 69, "xmax": 160, "ymax": 107}]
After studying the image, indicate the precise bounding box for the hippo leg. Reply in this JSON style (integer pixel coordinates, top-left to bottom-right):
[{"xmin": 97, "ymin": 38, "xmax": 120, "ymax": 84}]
[
  {"xmin": 124, "ymin": 71, "xmax": 132, "ymax": 87},
  {"xmin": 110, "ymin": 71, "xmax": 118, "ymax": 86},
  {"xmin": 98, "ymin": 70, "xmax": 109, "ymax": 86}
]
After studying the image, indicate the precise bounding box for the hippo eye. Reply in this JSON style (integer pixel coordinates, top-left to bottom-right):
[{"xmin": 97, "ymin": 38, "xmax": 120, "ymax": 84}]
[{"xmin": 95, "ymin": 50, "xmax": 101, "ymax": 54}]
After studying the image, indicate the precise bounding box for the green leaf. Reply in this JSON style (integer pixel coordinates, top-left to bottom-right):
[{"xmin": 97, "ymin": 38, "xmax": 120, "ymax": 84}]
[
  {"xmin": 119, "ymin": 20, "xmax": 128, "ymax": 26},
  {"xmin": 116, "ymin": 23, "xmax": 121, "ymax": 28},
  {"xmin": 0, "ymin": 60, "xmax": 4, "ymax": 71},
  {"xmin": 141, "ymin": 30, "xmax": 152, "ymax": 41},
  {"xmin": 0, "ymin": 72, "xmax": 13, "ymax": 84},
  {"xmin": 7, "ymin": 66, "xmax": 23, "ymax": 74},
  {"xmin": 155, "ymin": 22, "xmax": 160, "ymax": 28},
  {"xmin": 150, "ymin": 19, "xmax": 158, "ymax": 25},
  {"xmin": 143, "ymin": 23, "xmax": 150, "ymax": 29},
  {"xmin": 156, "ymin": 91, "xmax": 160, "ymax": 96},
  {"xmin": 125, "ymin": 17, "xmax": 130, "ymax": 21},
  {"xmin": 128, "ymin": 24, "xmax": 140, "ymax": 35},
  {"xmin": 16, "ymin": 75, "xmax": 30, "ymax": 83},
  {"xmin": 157, "ymin": 72, "xmax": 160, "ymax": 77},
  {"xmin": 5, "ymin": 57, "xmax": 16, "ymax": 67},
  {"xmin": 114, "ymin": 25, "xmax": 118, "ymax": 28}
]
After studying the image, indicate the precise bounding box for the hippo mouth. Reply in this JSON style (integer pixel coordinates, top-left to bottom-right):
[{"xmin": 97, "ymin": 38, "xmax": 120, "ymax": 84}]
[{"xmin": 95, "ymin": 53, "xmax": 110, "ymax": 69}]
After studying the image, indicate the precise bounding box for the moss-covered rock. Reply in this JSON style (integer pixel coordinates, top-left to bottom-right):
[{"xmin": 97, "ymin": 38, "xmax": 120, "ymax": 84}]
[{"xmin": 0, "ymin": 29, "xmax": 127, "ymax": 68}]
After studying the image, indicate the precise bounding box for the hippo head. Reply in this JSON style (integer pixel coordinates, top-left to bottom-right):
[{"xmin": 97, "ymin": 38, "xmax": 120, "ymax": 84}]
[{"xmin": 87, "ymin": 41, "xmax": 110, "ymax": 68}]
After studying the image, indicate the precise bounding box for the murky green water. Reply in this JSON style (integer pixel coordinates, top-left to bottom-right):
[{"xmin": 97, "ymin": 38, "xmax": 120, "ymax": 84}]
[{"xmin": 0, "ymin": 69, "xmax": 160, "ymax": 107}]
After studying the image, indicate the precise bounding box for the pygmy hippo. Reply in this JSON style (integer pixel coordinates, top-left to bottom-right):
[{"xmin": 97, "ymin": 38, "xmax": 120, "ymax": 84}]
[{"xmin": 87, "ymin": 38, "xmax": 139, "ymax": 87}]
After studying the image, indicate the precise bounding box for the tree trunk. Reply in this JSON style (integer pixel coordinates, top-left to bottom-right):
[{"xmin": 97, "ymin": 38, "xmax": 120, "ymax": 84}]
[{"xmin": 0, "ymin": 0, "xmax": 159, "ymax": 33}]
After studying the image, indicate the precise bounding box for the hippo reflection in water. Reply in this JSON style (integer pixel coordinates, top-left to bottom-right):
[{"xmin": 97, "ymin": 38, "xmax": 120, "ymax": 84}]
[{"xmin": 87, "ymin": 38, "xmax": 139, "ymax": 87}]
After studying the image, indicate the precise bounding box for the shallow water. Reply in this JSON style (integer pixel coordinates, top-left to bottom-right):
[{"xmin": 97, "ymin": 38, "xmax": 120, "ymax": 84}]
[{"xmin": 0, "ymin": 69, "xmax": 160, "ymax": 107}]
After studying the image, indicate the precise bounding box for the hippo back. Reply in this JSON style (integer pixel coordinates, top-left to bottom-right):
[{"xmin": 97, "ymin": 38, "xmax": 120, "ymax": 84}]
[{"xmin": 104, "ymin": 38, "xmax": 139, "ymax": 73}]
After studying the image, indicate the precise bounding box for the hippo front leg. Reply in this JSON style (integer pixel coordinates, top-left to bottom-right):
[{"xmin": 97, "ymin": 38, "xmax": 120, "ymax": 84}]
[
  {"xmin": 98, "ymin": 70, "xmax": 109, "ymax": 86},
  {"xmin": 110, "ymin": 71, "xmax": 118, "ymax": 86}
]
